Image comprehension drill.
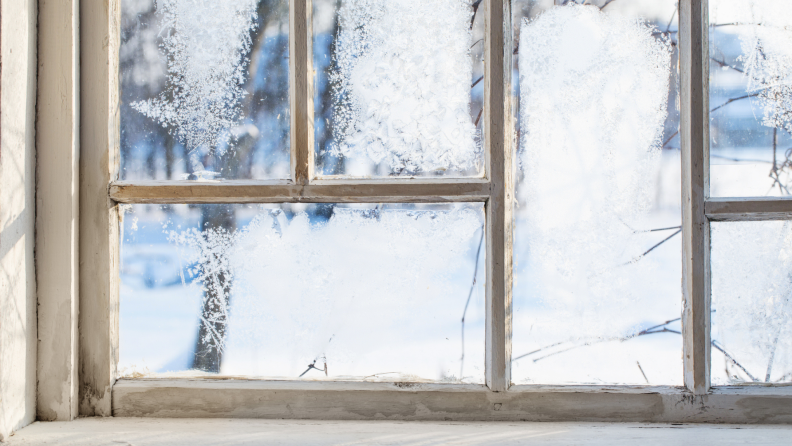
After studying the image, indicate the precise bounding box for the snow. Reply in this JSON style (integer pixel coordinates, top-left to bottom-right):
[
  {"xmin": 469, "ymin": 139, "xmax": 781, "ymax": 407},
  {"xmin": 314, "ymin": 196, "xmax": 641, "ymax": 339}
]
[
  {"xmin": 119, "ymin": 204, "xmax": 486, "ymax": 382},
  {"xmin": 512, "ymin": 3, "xmax": 679, "ymax": 385},
  {"xmin": 712, "ymin": 221, "xmax": 792, "ymax": 384},
  {"xmin": 327, "ymin": 0, "xmax": 481, "ymax": 176},
  {"xmin": 130, "ymin": 0, "xmax": 259, "ymax": 176}
]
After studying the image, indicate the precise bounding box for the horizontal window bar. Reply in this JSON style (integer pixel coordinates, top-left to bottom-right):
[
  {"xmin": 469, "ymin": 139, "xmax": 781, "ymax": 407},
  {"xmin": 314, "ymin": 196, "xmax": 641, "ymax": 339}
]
[
  {"xmin": 112, "ymin": 379, "xmax": 792, "ymax": 423},
  {"xmin": 109, "ymin": 180, "xmax": 491, "ymax": 204},
  {"xmin": 705, "ymin": 197, "xmax": 792, "ymax": 222}
]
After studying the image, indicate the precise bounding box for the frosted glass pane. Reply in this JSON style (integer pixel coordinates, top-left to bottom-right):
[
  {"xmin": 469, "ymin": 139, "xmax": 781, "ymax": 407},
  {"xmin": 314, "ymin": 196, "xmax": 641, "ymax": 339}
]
[
  {"xmin": 511, "ymin": 1, "xmax": 682, "ymax": 385},
  {"xmin": 709, "ymin": 0, "xmax": 792, "ymax": 197},
  {"xmin": 120, "ymin": 0, "xmax": 290, "ymax": 180},
  {"xmin": 712, "ymin": 221, "xmax": 792, "ymax": 385},
  {"xmin": 312, "ymin": 0, "xmax": 485, "ymax": 178},
  {"xmin": 119, "ymin": 203, "xmax": 485, "ymax": 382}
]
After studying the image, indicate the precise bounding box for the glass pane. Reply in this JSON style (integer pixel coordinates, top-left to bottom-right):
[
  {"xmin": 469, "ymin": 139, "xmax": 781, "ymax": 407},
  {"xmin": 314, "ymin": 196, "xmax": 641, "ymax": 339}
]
[
  {"xmin": 511, "ymin": 0, "xmax": 682, "ymax": 385},
  {"xmin": 711, "ymin": 221, "xmax": 792, "ymax": 385},
  {"xmin": 119, "ymin": 203, "xmax": 485, "ymax": 382},
  {"xmin": 312, "ymin": 0, "xmax": 485, "ymax": 178},
  {"xmin": 120, "ymin": 0, "xmax": 290, "ymax": 180},
  {"xmin": 709, "ymin": 1, "xmax": 792, "ymax": 197}
]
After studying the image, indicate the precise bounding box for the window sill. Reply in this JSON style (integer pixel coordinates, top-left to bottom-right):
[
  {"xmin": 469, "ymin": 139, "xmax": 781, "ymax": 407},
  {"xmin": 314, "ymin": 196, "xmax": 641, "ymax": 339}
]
[
  {"xmin": 111, "ymin": 379, "xmax": 792, "ymax": 423},
  {"xmin": 9, "ymin": 418, "xmax": 792, "ymax": 445}
]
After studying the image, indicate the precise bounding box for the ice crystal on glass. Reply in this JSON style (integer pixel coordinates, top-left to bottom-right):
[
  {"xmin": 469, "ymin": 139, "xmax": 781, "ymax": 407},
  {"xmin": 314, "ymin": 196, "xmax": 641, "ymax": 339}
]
[
  {"xmin": 517, "ymin": 4, "xmax": 672, "ymax": 338},
  {"xmin": 736, "ymin": 2, "xmax": 792, "ymax": 134},
  {"xmin": 152, "ymin": 204, "xmax": 484, "ymax": 379},
  {"xmin": 329, "ymin": 0, "xmax": 480, "ymax": 174},
  {"xmin": 712, "ymin": 221, "xmax": 792, "ymax": 384},
  {"xmin": 131, "ymin": 0, "xmax": 258, "ymax": 172}
]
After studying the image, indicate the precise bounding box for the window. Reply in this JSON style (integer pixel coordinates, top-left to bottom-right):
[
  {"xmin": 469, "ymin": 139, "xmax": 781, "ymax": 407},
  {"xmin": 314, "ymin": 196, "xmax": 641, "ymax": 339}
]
[{"xmin": 73, "ymin": 0, "xmax": 792, "ymax": 422}]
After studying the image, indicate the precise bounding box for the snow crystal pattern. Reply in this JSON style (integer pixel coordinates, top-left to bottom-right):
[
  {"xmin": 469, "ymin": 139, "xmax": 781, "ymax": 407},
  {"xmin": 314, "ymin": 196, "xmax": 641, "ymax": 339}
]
[
  {"xmin": 330, "ymin": 0, "xmax": 480, "ymax": 174},
  {"xmin": 132, "ymin": 0, "xmax": 258, "ymax": 168},
  {"xmin": 712, "ymin": 221, "xmax": 792, "ymax": 384},
  {"xmin": 168, "ymin": 225, "xmax": 236, "ymax": 355},
  {"xmin": 517, "ymin": 5, "xmax": 672, "ymax": 337},
  {"xmin": 737, "ymin": 2, "xmax": 792, "ymax": 134},
  {"xmin": 168, "ymin": 206, "xmax": 482, "ymax": 362}
]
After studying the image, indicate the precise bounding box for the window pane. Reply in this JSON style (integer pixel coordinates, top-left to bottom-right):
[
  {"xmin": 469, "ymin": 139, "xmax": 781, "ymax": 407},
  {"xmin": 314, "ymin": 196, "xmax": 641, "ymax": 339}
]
[
  {"xmin": 312, "ymin": 0, "xmax": 485, "ymax": 178},
  {"xmin": 711, "ymin": 221, "xmax": 792, "ymax": 385},
  {"xmin": 511, "ymin": 0, "xmax": 682, "ymax": 385},
  {"xmin": 119, "ymin": 203, "xmax": 485, "ymax": 382},
  {"xmin": 709, "ymin": 1, "xmax": 792, "ymax": 197},
  {"xmin": 120, "ymin": 0, "xmax": 290, "ymax": 181}
]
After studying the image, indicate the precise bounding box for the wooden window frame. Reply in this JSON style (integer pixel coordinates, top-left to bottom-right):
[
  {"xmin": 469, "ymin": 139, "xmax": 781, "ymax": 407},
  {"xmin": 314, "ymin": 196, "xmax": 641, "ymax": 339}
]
[{"xmin": 60, "ymin": 0, "xmax": 792, "ymax": 423}]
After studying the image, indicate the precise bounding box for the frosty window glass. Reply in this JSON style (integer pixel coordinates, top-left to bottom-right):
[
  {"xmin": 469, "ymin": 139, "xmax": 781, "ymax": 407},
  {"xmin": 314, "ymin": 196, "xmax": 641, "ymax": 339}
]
[
  {"xmin": 511, "ymin": 0, "xmax": 682, "ymax": 385},
  {"xmin": 312, "ymin": 0, "xmax": 485, "ymax": 178},
  {"xmin": 709, "ymin": 0, "xmax": 792, "ymax": 197},
  {"xmin": 120, "ymin": 0, "xmax": 290, "ymax": 181},
  {"xmin": 119, "ymin": 203, "xmax": 486, "ymax": 381},
  {"xmin": 711, "ymin": 221, "xmax": 792, "ymax": 385}
]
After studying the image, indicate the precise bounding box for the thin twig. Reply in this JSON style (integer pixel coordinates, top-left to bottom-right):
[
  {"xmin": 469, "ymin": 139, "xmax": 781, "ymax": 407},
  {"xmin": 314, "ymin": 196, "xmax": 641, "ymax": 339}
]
[
  {"xmin": 461, "ymin": 227, "xmax": 485, "ymax": 379},
  {"xmin": 766, "ymin": 333, "xmax": 780, "ymax": 382},
  {"xmin": 513, "ymin": 317, "xmax": 755, "ymax": 383},
  {"xmin": 470, "ymin": 0, "xmax": 483, "ymax": 30},
  {"xmin": 624, "ymin": 229, "xmax": 681, "ymax": 265},
  {"xmin": 665, "ymin": 4, "xmax": 677, "ymax": 33},
  {"xmin": 712, "ymin": 340, "xmax": 758, "ymax": 382},
  {"xmin": 711, "ymin": 57, "xmax": 744, "ymax": 73},
  {"xmin": 471, "ymin": 75, "xmax": 483, "ymax": 89},
  {"xmin": 299, "ymin": 359, "xmax": 325, "ymax": 378},
  {"xmin": 599, "ymin": 0, "xmax": 617, "ymax": 10},
  {"xmin": 633, "ymin": 225, "xmax": 681, "ymax": 234},
  {"xmin": 710, "ymin": 93, "xmax": 759, "ymax": 113},
  {"xmin": 637, "ymin": 361, "xmax": 650, "ymax": 384},
  {"xmin": 475, "ymin": 108, "xmax": 484, "ymax": 127},
  {"xmin": 711, "ymin": 154, "xmax": 772, "ymax": 164},
  {"xmin": 662, "ymin": 131, "xmax": 679, "ymax": 148},
  {"xmin": 775, "ymin": 372, "xmax": 792, "ymax": 383}
]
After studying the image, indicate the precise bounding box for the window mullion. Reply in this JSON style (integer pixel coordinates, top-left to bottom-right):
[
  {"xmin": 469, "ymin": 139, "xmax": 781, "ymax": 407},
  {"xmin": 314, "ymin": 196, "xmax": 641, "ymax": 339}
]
[
  {"xmin": 80, "ymin": 0, "xmax": 122, "ymax": 416},
  {"xmin": 679, "ymin": 0, "xmax": 711, "ymax": 395},
  {"xmin": 290, "ymin": 0, "xmax": 315, "ymax": 185},
  {"xmin": 484, "ymin": 0, "xmax": 513, "ymax": 392}
]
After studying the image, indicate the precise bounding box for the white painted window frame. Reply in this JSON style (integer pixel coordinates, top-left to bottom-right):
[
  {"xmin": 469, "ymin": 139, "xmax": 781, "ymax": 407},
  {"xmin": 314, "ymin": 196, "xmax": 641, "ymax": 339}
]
[{"xmin": 58, "ymin": 0, "xmax": 792, "ymax": 423}]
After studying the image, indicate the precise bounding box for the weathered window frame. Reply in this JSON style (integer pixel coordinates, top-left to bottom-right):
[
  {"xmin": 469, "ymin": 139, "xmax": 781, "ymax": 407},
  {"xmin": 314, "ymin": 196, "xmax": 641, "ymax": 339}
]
[{"xmin": 61, "ymin": 0, "xmax": 792, "ymax": 422}]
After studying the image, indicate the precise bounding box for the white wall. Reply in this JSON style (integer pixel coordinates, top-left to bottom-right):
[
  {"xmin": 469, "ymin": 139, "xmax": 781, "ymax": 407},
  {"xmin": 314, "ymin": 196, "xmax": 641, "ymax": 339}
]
[{"xmin": 0, "ymin": 0, "xmax": 38, "ymax": 440}]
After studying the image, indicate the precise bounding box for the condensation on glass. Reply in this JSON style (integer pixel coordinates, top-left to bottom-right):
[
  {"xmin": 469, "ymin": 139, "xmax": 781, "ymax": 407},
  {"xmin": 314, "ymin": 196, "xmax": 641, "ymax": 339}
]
[
  {"xmin": 511, "ymin": 0, "xmax": 682, "ymax": 385},
  {"xmin": 312, "ymin": 0, "xmax": 485, "ymax": 178},
  {"xmin": 118, "ymin": 203, "xmax": 486, "ymax": 382},
  {"xmin": 120, "ymin": 0, "xmax": 290, "ymax": 181},
  {"xmin": 711, "ymin": 221, "xmax": 792, "ymax": 385},
  {"xmin": 709, "ymin": 0, "xmax": 792, "ymax": 197}
]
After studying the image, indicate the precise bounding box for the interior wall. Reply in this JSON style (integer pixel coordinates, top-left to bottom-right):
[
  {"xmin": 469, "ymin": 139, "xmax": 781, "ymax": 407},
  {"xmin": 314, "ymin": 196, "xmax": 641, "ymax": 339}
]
[{"xmin": 0, "ymin": 0, "xmax": 38, "ymax": 440}]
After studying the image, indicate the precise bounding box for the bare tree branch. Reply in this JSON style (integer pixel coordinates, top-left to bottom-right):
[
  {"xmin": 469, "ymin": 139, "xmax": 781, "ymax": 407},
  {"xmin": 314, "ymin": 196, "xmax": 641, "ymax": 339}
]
[
  {"xmin": 711, "ymin": 57, "xmax": 744, "ymax": 73},
  {"xmin": 711, "ymin": 93, "xmax": 760, "ymax": 113},
  {"xmin": 599, "ymin": 0, "xmax": 618, "ymax": 10}
]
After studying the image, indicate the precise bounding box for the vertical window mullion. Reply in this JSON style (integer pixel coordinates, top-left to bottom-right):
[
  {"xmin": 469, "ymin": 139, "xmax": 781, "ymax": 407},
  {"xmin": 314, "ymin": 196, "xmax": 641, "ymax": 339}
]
[
  {"xmin": 484, "ymin": 0, "xmax": 514, "ymax": 392},
  {"xmin": 679, "ymin": 0, "xmax": 711, "ymax": 394},
  {"xmin": 80, "ymin": 0, "xmax": 122, "ymax": 416},
  {"xmin": 290, "ymin": 0, "xmax": 315, "ymax": 184}
]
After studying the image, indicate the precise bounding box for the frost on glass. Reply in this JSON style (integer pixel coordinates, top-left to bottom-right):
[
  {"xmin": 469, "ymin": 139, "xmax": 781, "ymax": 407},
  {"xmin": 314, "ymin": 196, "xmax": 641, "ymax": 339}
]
[
  {"xmin": 710, "ymin": 0, "xmax": 792, "ymax": 197},
  {"xmin": 712, "ymin": 222, "xmax": 792, "ymax": 384},
  {"xmin": 119, "ymin": 203, "xmax": 486, "ymax": 382},
  {"xmin": 313, "ymin": 0, "xmax": 484, "ymax": 177},
  {"xmin": 512, "ymin": 2, "xmax": 682, "ymax": 385},
  {"xmin": 120, "ymin": 0, "xmax": 290, "ymax": 180}
]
